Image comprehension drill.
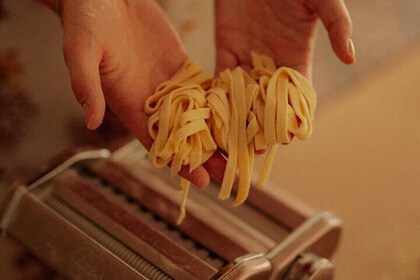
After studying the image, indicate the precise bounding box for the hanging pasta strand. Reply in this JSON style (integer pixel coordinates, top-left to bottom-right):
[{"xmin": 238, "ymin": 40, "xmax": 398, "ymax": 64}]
[{"xmin": 177, "ymin": 178, "xmax": 190, "ymax": 225}]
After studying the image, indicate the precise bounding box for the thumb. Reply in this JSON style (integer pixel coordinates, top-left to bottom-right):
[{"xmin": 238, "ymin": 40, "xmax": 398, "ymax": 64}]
[
  {"xmin": 312, "ymin": 0, "xmax": 356, "ymax": 64},
  {"xmin": 63, "ymin": 27, "xmax": 106, "ymax": 130}
]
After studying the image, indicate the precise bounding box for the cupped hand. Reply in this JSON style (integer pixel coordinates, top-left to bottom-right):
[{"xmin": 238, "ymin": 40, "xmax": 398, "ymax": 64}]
[
  {"xmin": 215, "ymin": 0, "xmax": 355, "ymax": 78},
  {"xmin": 59, "ymin": 0, "xmax": 211, "ymax": 187},
  {"xmin": 208, "ymin": 0, "xmax": 356, "ymax": 174}
]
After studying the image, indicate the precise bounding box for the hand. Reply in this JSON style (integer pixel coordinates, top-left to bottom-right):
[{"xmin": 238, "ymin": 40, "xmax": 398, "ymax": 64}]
[
  {"xmin": 208, "ymin": 0, "xmax": 355, "ymax": 179},
  {"xmin": 56, "ymin": 0, "xmax": 211, "ymax": 187},
  {"xmin": 215, "ymin": 0, "xmax": 355, "ymax": 78}
]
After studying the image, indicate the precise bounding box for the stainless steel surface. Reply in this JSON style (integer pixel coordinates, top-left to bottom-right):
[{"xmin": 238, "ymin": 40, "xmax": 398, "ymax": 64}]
[
  {"xmin": 45, "ymin": 196, "xmax": 171, "ymax": 280},
  {"xmin": 0, "ymin": 149, "xmax": 110, "ymax": 235},
  {"xmin": 0, "ymin": 145, "xmax": 342, "ymax": 279},
  {"xmin": 212, "ymin": 253, "xmax": 271, "ymax": 280},
  {"xmin": 285, "ymin": 253, "xmax": 334, "ymax": 280}
]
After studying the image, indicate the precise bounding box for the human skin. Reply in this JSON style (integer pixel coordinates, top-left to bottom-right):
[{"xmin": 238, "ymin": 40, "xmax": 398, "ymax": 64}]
[
  {"xmin": 214, "ymin": 0, "xmax": 355, "ymax": 78},
  {"xmin": 38, "ymin": 0, "xmax": 354, "ymax": 187},
  {"xmin": 204, "ymin": 0, "xmax": 355, "ymax": 181},
  {"xmin": 38, "ymin": 0, "xmax": 212, "ymax": 187}
]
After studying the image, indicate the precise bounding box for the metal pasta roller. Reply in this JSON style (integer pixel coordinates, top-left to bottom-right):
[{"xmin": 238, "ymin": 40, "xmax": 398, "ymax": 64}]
[{"xmin": 0, "ymin": 140, "xmax": 342, "ymax": 280}]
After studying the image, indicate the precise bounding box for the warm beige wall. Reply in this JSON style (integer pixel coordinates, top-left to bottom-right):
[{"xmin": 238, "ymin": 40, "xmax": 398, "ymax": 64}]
[{"xmin": 255, "ymin": 46, "xmax": 420, "ymax": 279}]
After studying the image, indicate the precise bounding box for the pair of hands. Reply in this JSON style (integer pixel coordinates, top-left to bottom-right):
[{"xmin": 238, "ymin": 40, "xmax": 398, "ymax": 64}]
[{"xmin": 43, "ymin": 0, "xmax": 355, "ymax": 188}]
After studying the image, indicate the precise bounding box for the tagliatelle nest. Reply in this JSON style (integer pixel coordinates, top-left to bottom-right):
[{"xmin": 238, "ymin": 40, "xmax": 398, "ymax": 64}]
[{"xmin": 144, "ymin": 51, "xmax": 317, "ymax": 224}]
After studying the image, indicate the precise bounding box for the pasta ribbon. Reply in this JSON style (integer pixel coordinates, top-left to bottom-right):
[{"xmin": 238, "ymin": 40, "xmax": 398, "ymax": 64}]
[{"xmin": 144, "ymin": 52, "xmax": 317, "ymax": 223}]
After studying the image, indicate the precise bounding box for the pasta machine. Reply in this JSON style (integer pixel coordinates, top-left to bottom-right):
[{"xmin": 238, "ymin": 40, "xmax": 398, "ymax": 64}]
[{"xmin": 0, "ymin": 140, "xmax": 342, "ymax": 280}]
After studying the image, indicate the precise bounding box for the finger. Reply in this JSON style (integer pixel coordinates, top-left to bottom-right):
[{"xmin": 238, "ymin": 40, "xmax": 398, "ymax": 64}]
[
  {"xmin": 311, "ymin": 0, "xmax": 356, "ymax": 64},
  {"xmin": 255, "ymin": 148, "xmax": 267, "ymax": 155},
  {"xmin": 203, "ymin": 151, "xmax": 227, "ymax": 183},
  {"xmin": 117, "ymin": 110, "xmax": 211, "ymax": 189},
  {"xmin": 63, "ymin": 27, "xmax": 106, "ymax": 130},
  {"xmin": 178, "ymin": 165, "xmax": 210, "ymax": 189}
]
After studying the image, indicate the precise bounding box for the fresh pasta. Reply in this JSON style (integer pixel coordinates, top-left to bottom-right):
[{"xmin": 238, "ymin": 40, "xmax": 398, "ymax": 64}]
[{"xmin": 145, "ymin": 52, "xmax": 317, "ymax": 223}]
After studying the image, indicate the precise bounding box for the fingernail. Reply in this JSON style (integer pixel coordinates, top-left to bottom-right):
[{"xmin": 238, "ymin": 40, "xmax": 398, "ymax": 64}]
[
  {"xmin": 348, "ymin": 38, "xmax": 356, "ymax": 60},
  {"xmin": 81, "ymin": 102, "xmax": 94, "ymax": 130}
]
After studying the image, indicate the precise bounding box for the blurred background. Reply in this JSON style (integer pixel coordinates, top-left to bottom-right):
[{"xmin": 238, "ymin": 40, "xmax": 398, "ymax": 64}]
[{"xmin": 0, "ymin": 0, "xmax": 419, "ymax": 279}]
